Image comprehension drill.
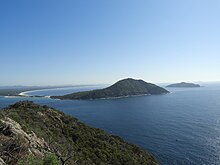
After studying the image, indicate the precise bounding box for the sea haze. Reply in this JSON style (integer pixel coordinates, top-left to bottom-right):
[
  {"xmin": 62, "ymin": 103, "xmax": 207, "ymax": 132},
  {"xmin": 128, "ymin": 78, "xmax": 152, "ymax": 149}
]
[{"xmin": 0, "ymin": 84, "xmax": 220, "ymax": 165}]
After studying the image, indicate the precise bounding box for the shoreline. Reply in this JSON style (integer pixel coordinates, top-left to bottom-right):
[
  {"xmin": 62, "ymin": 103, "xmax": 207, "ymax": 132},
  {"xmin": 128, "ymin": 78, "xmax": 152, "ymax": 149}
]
[
  {"xmin": 54, "ymin": 92, "xmax": 169, "ymax": 101},
  {"xmin": 16, "ymin": 85, "xmax": 105, "ymax": 98},
  {"xmin": 18, "ymin": 91, "xmax": 30, "ymax": 97},
  {"xmin": 4, "ymin": 94, "xmax": 51, "ymax": 99},
  {"xmin": 90, "ymin": 92, "xmax": 169, "ymax": 100}
]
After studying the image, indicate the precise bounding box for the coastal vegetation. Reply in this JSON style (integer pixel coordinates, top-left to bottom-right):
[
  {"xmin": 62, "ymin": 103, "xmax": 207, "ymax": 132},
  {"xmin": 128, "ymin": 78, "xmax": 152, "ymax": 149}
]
[
  {"xmin": 0, "ymin": 101, "xmax": 159, "ymax": 165},
  {"xmin": 52, "ymin": 78, "xmax": 169, "ymax": 100}
]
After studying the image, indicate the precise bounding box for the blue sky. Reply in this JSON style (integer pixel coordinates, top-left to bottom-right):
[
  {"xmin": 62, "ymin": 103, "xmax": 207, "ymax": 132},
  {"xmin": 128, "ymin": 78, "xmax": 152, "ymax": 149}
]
[{"xmin": 0, "ymin": 0, "xmax": 220, "ymax": 85}]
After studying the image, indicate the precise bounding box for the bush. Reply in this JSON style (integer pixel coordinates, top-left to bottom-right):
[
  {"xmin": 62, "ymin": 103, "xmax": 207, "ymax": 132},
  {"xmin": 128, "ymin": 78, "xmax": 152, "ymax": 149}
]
[
  {"xmin": 43, "ymin": 153, "xmax": 60, "ymax": 165},
  {"xmin": 17, "ymin": 154, "xmax": 59, "ymax": 165},
  {"xmin": 17, "ymin": 155, "xmax": 43, "ymax": 165}
]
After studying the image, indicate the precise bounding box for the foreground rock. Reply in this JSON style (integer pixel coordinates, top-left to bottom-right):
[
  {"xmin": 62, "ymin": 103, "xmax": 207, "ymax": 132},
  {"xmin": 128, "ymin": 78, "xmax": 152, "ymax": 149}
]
[
  {"xmin": 52, "ymin": 78, "xmax": 169, "ymax": 100},
  {"xmin": 0, "ymin": 101, "xmax": 159, "ymax": 165}
]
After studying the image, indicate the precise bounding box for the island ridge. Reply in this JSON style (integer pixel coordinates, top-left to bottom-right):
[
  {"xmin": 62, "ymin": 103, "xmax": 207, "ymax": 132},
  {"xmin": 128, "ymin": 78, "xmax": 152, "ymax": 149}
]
[{"xmin": 52, "ymin": 78, "xmax": 169, "ymax": 100}]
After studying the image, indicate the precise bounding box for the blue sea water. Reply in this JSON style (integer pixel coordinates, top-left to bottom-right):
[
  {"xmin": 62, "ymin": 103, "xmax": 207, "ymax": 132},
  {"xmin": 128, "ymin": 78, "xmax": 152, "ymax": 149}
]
[{"xmin": 1, "ymin": 84, "xmax": 220, "ymax": 165}]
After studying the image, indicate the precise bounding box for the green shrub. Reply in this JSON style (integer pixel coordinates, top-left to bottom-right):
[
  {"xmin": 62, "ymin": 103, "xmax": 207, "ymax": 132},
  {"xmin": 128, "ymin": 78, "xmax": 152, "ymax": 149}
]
[
  {"xmin": 43, "ymin": 153, "xmax": 60, "ymax": 165},
  {"xmin": 17, "ymin": 154, "xmax": 59, "ymax": 165},
  {"xmin": 17, "ymin": 154, "xmax": 43, "ymax": 165}
]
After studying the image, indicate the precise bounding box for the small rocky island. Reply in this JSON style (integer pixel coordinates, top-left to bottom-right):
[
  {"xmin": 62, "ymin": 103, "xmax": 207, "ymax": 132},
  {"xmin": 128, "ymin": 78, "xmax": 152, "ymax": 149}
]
[
  {"xmin": 0, "ymin": 101, "xmax": 159, "ymax": 165},
  {"xmin": 167, "ymin": 82, "xmax": 201, "ymax": 88},
  {"xmin": 51, "ymin": 78, "xmax": 169, "ymax": 100}
]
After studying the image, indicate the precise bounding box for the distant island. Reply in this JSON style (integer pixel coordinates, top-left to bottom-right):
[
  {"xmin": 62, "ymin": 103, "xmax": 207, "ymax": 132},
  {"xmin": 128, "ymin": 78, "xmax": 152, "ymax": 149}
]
[
  {"xmin": 167, "ymin": 82, "xmax": 201, "ymax": 88},
  {"xmin": 52, "ymin": 78, "xmax": 169, "ymax": 100},
  {"xmin": 0, "ymin": 101, "xmax": 159, "ymax": 165}
]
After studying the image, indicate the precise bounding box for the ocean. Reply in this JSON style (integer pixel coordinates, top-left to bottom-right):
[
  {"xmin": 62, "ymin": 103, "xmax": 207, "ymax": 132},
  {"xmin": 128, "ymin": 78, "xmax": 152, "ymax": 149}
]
[{"xmin": 0, "ymin": 84, "xmax": 220, "ymax": 165}]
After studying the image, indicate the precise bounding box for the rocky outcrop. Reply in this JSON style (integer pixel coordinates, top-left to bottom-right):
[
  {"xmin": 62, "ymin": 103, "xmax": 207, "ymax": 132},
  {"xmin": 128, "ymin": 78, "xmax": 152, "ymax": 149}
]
[
  {"xmin": 0, "ymin": 117, "xmax": 50, "ymax": 164},
  {"xmin": 0, "ymin": 157, "xmax": 5, "ymax": 165}
]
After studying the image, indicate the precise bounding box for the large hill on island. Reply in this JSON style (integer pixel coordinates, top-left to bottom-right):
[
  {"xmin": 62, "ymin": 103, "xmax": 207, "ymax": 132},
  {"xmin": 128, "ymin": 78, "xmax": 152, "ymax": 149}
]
[
  {"xmin": 167, "ymin": 82, "xmax": 201, "ymax": 88},
  {"xmin": 52, "ymin": 78, "xmax": 169, "ymax": 100},
  {"xmin": 0, "ymin": 101, "xmax": 158, "ymax": 165}
]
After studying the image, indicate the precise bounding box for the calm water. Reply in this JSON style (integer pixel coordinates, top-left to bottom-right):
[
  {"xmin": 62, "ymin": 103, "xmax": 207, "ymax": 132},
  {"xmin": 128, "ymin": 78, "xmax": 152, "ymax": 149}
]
[{"xmin": 1, "ymin": 84, "xmax": 220, "ymax": 165}]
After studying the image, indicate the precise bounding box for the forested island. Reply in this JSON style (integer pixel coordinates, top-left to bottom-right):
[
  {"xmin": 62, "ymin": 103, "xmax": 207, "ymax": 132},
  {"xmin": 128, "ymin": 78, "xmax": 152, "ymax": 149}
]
[
  {"xmin": 166, "ymin": 82, "xmax": 201, "ymax": 88},
  {"xmin": 52, "ymin": 78, "xmax": 169, "ymax": 100}
]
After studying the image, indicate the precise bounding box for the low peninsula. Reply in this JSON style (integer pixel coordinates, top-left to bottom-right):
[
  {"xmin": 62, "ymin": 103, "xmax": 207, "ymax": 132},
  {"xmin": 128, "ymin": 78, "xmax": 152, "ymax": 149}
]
[
  {"xmin": 166, "ymin": 82, "xmax": 201, "ymax": 88},
  {"xmin": 0, "ymin": 101, "xmax": 159, "ymax": 165},
  {"xmin": 51, "ymin": 78, "xmax": 169, "ymax": 100}
]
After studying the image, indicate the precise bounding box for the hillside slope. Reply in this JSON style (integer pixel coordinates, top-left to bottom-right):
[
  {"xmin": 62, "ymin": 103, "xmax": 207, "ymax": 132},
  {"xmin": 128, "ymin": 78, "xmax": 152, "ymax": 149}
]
[{"xmin": 0, "ymin": 101, "xmax": 159, "ymax": 165}]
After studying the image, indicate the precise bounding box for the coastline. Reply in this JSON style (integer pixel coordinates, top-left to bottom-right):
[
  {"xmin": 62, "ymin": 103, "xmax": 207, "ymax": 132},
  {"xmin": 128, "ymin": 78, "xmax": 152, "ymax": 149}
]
[
  {"xmin": 96, "ymin": 93, "xmax": 151, "ymax": 100},
  {"xmin": 16, "ymin": 85, "xmax": 104, "ymax": 98},
  {"xmin": 54, "ymin": 92, "xmax": 169, "ymax": 101},
  {"xmin": 90, "ymin": 92, "xmax": 169, "ymax": 100},
  {"xmin": 4, "ymin": 96, "xmax": 21, "ymax": 98},
  {"xmin": 18, "ymin": 91, "xmax": 30, "ymax": 97},
  {"xmin": 0, "ymin": 85, "xmax": 93, "ymax": 97}
]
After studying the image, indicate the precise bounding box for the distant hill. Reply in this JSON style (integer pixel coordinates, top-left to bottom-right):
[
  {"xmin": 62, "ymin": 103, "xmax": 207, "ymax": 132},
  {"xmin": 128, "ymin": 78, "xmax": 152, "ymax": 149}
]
[
  {"xmin": 52, "ymin": 78, "xmax": 169, "ymax": 100},
  {"xmin": 0, "ymin": 101, "xmax": 159, "ymax": 165},
  {"xmin": 166, "ymin": 82, "xmax": 200, "ymax": 88}
]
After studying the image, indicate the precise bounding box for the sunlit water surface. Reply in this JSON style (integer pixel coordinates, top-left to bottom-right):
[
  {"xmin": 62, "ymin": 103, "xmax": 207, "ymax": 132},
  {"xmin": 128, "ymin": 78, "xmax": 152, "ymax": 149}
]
[{"xmin": 1, "ymin": 84, "xmax": 220, "ymax": 165}]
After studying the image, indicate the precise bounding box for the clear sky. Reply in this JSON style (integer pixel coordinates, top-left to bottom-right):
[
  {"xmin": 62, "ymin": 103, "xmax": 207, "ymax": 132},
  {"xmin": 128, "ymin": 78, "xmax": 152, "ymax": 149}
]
[{"xmin": 0, "ymin": 0, "xmax": 220, "ymax": 86}]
